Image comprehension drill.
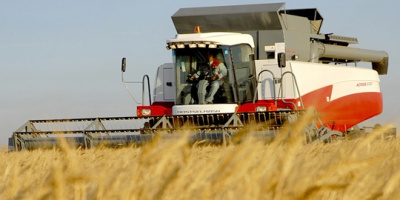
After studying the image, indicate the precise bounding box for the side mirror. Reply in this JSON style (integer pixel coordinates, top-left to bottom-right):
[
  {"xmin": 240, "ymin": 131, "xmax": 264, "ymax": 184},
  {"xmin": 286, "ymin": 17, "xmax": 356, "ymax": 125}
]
[
  {"xmin": 121, "ymin": 57, "xmax": 127, "ymax": 72},
  {"xmin": 277, "ymin": 53, "xmax": 286, "ymax": 68}
]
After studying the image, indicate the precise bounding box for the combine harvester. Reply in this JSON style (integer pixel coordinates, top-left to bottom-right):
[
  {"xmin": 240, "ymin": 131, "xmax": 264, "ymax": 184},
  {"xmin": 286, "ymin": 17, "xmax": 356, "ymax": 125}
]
[{"xmin": 9, "ymin": 3, "xmax": 388, "ymax": 151}]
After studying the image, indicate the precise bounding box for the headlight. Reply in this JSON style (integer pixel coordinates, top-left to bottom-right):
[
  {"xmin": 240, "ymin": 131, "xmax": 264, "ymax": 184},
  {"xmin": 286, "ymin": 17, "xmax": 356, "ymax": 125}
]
[
  {"xmin": 141, "ymin": 109, "xmax": 152, "ymax": 116},
  {"xmin": 177, "ymin": 43, "xmax": 185, "ymax": 49},
  {"xmin": 256, "ymin": 106, "xmax": 267, "ymax": 112},
  {"xmin": 167, "ymin": 44, "xmax": 176, "ymax": 50},
  {"xmin": 208, "ymin": 43, "xmax": 217, "ymax": 48},
  {"xmin": 197, "ymin": 43, "xmax": 206, "ymax": 48},
  {"xmin": 188, "ymin": 43, "xmax": 197, "ymax": 48}
]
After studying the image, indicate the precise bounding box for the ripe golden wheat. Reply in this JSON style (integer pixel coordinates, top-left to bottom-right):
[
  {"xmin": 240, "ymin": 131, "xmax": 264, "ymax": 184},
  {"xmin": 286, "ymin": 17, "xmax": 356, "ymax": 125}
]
[{"xmin": 1, "ymin": 112, "xmax": 399, "ymax": 200}]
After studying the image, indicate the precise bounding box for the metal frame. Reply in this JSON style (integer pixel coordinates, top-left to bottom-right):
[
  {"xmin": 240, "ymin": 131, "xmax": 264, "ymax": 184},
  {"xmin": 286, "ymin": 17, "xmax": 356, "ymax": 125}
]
[
  {"xmin": 10, "ymin": 110, "xmax": 303, "ymax": 151},
  {"xmin": 122, "ymin": 71, "xmax": 152, "ymax": 106}
]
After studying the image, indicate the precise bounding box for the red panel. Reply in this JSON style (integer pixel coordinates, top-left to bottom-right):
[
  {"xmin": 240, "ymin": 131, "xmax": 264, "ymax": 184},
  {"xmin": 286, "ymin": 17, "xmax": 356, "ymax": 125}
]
[
  {"xmin": 152, "ymin": 101, "xmax": 174, "ymax": 108},
  {"xmin": 255, "ymin": 85, "xmax": 382, "ymax": 132},
  {"xmin": 312, "ymin": 92, "xmax": 383, "ymax": 132},
  {"xmin": 137, "ymin": 102, "xmax": 173, "ymax": 117},
  {"xmin": 298, "ymin": 85, "xmax": 382, "ymax": 131},
  {"xmin": 237, "ymin": 102, "xmax": 277, "ymax": 113}
]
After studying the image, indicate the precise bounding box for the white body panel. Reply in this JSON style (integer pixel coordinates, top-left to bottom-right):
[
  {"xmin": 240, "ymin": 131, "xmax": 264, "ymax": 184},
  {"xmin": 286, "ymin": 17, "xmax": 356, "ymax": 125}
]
[
  {"xmin": 330, "ymin": 80, "xmax": 380, "ymax": 101},
  {"xmin": 163, "ymin": 67, "xmax": 175, "ymax": 100},
  {"xmin": 290, "ymin": 61, "xmax": 380, "ymax": 100},
  {"xmin": 255, "ymin": 60, "xmax": 380, "ymax": 101},
  {"xmin": 153, "ymin": 63, "xmax": 175, "ymax": 102},
  {"xmin": 255, "ymin": 60, "xmax": 292, "ymax": 99},
  {"xmin": 173, "ymin": 104, "xmax": 237, "ymax": 115}
]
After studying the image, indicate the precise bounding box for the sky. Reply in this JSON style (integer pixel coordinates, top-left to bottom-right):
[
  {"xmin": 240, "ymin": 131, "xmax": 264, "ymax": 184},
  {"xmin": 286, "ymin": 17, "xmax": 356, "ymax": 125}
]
[{"xmin": 1, "ymin": 0, "xmax": 399, "ymax": 145}]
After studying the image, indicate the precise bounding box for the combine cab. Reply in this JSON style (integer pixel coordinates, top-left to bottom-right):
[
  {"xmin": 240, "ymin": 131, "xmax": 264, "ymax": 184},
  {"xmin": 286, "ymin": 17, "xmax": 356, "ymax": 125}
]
[{"xmin": 9, "ymin": 3, "xmax": 388, "ymax": 151}]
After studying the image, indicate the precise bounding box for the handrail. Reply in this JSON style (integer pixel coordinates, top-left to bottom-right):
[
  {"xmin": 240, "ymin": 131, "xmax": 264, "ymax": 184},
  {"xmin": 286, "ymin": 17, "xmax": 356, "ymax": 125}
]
[
  {"xmin": 142, "ymin": 75, "xmax": 152, "ymax": 106},
  {"xmin": 253, "ymin": 67, "xmax": 303, "ymax": 110},
  {"xmin": 253, "ymin": 69, "xmax": 276, "ymax": 106},
  {"xmin": 279, "ymin": 71, "xmax": 304, "ymax": 110},
  {"xmin": 121, "ymin": 71, "xmax": 142, "ymax": 104},
  {"xmin": 122, "ymin": 72, "xmax": 152, "ymax": 106}
]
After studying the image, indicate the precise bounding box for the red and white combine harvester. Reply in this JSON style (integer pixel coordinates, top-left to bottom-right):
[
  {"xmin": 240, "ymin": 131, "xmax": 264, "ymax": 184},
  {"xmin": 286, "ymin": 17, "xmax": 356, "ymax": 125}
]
[{"xmin": 10, "ymin": 3, "xmax": 388, "ymax": 151}]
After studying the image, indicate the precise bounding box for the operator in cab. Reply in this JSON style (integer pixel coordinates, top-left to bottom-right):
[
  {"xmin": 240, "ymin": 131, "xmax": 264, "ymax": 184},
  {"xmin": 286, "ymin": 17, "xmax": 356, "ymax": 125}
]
[{"xmin": 189, "ymin": 53, "xmax": 227, "ymax": 104}]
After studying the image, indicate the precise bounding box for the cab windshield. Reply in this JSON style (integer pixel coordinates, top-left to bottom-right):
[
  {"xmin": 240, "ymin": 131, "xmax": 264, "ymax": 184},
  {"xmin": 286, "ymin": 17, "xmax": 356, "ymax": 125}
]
[{"xmin": 173, "ymin": 45, "xmax": 255, "ymax": 105}]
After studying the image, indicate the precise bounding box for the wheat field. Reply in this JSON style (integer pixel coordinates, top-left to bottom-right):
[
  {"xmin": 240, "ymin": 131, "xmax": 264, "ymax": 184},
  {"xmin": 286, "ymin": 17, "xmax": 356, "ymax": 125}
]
[{"xmin": 1, "ymin": 113, "xmax": 400, "ymax": 200}]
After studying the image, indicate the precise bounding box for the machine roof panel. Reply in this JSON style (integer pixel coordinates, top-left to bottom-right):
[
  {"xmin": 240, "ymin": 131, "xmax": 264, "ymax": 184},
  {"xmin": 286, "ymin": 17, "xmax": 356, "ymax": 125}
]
[{"xmin": 172, "ymin": 3, "xmax": 285, "ymax": 33}]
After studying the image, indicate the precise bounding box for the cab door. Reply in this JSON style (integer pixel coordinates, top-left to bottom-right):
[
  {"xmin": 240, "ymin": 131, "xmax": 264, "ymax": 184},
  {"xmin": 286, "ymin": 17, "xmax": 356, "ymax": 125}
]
[{"xmin": 163, "ymin": 66, "xmax": 175, "ymax": 100}]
